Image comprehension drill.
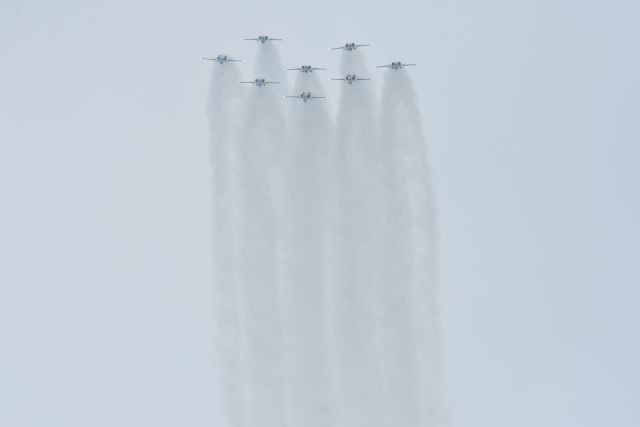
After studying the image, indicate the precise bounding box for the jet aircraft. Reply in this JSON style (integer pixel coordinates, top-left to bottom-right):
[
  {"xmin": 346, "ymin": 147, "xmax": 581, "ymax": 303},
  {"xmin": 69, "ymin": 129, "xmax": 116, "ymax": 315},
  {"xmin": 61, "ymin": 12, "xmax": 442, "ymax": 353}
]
[
  {"xmin": 240, "ymin": 78, "xmax": 280, "ymax": 87},
  {"xmin": 201, "ymin": 54, "xmax": 241, "ymax": 64},
  {"xmin": 243, "ymin": 35, "xmax": 284, "ymax": 43},
  {"xmin": 330, "ymin": 73, "xmax": 372, "ymax": 84},
  {"xmin": 376, "ymin": 61, "xmax": 418, "ymax": 70},
  {"xmin": 330, "ymin": 42, "xmax": 370, "ymax": 51},
  {"xmin": 287, "ymin": 65, "xmax": 327, "ymax": 73},
  {"xmin": 284, "ymin": 91, "xmax": 327, "ymax": 102}
]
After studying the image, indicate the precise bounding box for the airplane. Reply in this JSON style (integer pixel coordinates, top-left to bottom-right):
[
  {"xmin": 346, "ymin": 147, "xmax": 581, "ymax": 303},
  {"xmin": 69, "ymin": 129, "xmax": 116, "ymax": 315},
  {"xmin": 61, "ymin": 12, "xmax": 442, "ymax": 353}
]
[
  {"xmin": 243, "ymin": 35, "xmax": 284, "ymax": 43},
  {"xmin": 284, "ymin": 91, "xmax": 327, "ymax": 102},
  {"xmin": 376, "ymin": 61, "xmax": 418, "ymax": 70},
  {"xmin": 287, "ymin": 65, "xmax": 327, "ymax": 74},
  {"xmin": 201, "ymin": 54, "xmax": 241, "ymax": 64},
  {"xmin": 240, "ymin": 78, "xmax": 280, "ymax": 87},
  {"xmin": 330, "ymin": 42, "xmax": 370, "ymax": 51},
  {"xmin": 330, "ymin": 73, "xmax": 372, "ymax": 84}
]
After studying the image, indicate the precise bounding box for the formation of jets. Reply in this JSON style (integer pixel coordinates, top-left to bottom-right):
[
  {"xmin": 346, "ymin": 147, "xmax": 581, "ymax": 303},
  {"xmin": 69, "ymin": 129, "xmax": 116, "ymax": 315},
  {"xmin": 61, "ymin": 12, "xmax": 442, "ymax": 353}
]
[{"xmin": 203, "ymin": 36, "xmax": 416, "ymax": 102}]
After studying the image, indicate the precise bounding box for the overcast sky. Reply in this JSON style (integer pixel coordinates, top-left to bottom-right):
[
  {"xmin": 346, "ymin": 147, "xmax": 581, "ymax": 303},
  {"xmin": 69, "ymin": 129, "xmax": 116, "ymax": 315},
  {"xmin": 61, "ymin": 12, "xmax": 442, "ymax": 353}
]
[{"xmin": 1, "ymin": 0, "xmax": 638, "ymax": 426}]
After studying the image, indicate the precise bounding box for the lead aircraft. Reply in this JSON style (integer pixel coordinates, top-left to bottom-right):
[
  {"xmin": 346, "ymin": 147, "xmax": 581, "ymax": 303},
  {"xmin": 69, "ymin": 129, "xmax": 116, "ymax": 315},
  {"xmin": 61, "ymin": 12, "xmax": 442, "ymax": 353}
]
[
  {"xmin": 243, "ymin": 35, "xmax": 284, "ymax": 43},
  {"xmin": 330, "ymin": 42, "xmax": 370, "ymax": 51}
]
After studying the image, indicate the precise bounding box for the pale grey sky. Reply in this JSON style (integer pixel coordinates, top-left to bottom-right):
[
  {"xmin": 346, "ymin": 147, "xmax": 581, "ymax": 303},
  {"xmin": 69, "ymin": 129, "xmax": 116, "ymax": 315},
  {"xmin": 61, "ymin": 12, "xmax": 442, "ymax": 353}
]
[{"xmin": 1, "ymin": 0, "xmax": 638, "ymax": 426}]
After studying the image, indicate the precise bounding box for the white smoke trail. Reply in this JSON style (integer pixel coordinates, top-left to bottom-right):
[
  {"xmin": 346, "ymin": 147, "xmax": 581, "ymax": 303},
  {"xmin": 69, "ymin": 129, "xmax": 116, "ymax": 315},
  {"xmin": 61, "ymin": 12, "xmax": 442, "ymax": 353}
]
[
  {"xmin": 330, "ymin": 49, "xmax": 384, "ymax": 427},
  {"xmin": 209, "ymin": 43, "xmax": 450, "ymax": 427},
  {"xmin": 207, "ymin": 60, "xmax": 246, "ymax": 427},
  {"xmin": 378, "ymin": 68, "xmax": 450, "ymax": 427},
  {"xmin": 281, "ymin": 70, "xmax": 334, "ymax": 427},
  {"xmin": 254, "ymin": 42, "xmax": 287, "ymax": 93},
  {"xmin": 233, "ymin": 45, "xmax": 289, "ymax": 427}
]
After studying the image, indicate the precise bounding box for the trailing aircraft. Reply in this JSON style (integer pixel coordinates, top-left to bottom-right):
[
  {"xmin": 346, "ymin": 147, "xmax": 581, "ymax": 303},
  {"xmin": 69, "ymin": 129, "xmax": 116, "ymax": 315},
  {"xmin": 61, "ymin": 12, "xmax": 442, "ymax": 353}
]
[
  {"xmin": 284, "ymin": 91, "xmax": 327, "ymax": 102},
  {"xmin": 287, "ymin": 65, "xmax": 326, "ymax": 74},
  {"xmin": 330, "ymin": 42, "xmax": 370, "ymax": 51},
  {"xmin": 376, "ymin": 61, "xmax": 418, "ymax": 70},
  {"xmin": 201, "ymin": 54, "xmax": 241, "ymax": 64},
  {"xmin": 330, "ymin": 73, "xmax": 372, "ymax": 84},
  {"xmin": 240, "ymin": 78, "xmax": 280, "ymax": 87}
]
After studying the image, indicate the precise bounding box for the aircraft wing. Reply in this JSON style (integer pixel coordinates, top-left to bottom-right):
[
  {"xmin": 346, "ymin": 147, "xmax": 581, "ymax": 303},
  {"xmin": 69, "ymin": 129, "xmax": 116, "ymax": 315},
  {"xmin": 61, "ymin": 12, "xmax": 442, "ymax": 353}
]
[
  {"xmin": 355, "ymin": 44, "xmax": 370, "ymax": 48},
  {"xmin": 376, "ymin": 64, "xmax": 392, "ymax": 68},
  {"xmin": 287, "ymin": 68, "xmax": 302, "ymax": 71},
  {"xmin": 330, "ymin": 78, "xmax": 346, "ymax": 80}
]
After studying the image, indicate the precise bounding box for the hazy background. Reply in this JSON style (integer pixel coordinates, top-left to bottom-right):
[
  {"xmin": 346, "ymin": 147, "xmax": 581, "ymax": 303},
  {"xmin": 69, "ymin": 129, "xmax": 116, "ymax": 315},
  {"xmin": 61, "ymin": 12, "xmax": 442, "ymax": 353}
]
[{"xmin": 1, "ymin": 0, "xmax": 638, "ymax": 426}]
